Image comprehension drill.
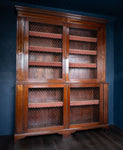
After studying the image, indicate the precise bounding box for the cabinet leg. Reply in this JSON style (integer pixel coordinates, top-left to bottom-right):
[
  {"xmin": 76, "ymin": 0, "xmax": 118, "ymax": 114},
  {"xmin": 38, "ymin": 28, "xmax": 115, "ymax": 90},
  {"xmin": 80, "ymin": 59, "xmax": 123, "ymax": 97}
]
[
  {"xmin": 14, "ymin": 134, "xmax": 26, "ymax": 143},
  {"xmin": 102, "ymin": 125, "xmax": 110, "ymax": 131},
  {"xmin": 58, "ymin": 130, "xmax": 76, "ymax": 138},
  {"xmin": 62, "ymin": 133, "xmax": 71, "ymax": 138}
]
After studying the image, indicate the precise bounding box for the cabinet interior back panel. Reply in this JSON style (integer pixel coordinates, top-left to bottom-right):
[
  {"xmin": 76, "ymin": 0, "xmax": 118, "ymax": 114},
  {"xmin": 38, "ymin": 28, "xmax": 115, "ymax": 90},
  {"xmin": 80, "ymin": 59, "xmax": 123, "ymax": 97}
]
[
  {"xmin": 69, "ymin": 68, "xmax": 97, "ymax": 79},
  {"xmin": 28, "ymin": 88, "xmax": 63, "ymax": 103},
  {"xmin": 28, "ymin": 22, "xmax": 63, "ymax": 80},
  {"xmin": 70, "ymin": 105, "xmax": 99, "ymax": 125},
  {"xmin": 28, "ymin": 107, "xmax": 63, "ymax": 129},
  {"xmin": 70, "ymin": 87, "xmax": 100, "ymax": 101},
  {"xmin": 69, "ymin": 27, "xmax": 97, "ymax": 37}
]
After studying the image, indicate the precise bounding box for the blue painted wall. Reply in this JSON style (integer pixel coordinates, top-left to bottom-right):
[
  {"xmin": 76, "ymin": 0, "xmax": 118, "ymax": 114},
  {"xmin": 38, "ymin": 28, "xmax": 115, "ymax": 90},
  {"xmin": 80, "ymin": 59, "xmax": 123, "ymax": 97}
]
[
  {"xmin": 0, "ymin": 0, "xmax": 115, "ymax": 135},
  {"xmin": 106, "ymin": 22, "xmax": 115, "ymax": 124},
  {"xmin": 114, "ymin": 16, "xmax": 123, "ymax": 129},
  {"xmin": 0, "ymin": 2, "xmax": 16, "ymax": 135}
]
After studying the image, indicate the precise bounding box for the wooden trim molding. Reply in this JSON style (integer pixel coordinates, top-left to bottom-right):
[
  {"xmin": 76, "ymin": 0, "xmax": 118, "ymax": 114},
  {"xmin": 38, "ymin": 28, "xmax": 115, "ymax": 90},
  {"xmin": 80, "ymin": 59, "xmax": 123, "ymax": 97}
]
[
  {"xmin": 15, "ymin": 5, "xmax": 108, "ymax": 24},
  {"xmin": 14, "ymin": 124, "xmax": 109, "ymax": 142}
]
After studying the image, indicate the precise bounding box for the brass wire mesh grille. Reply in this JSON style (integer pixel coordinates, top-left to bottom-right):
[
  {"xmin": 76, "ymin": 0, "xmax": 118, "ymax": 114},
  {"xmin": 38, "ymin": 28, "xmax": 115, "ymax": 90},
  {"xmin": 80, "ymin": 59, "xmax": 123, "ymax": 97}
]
[
  {"xmin": 70, "ymin": 87, "xmax": 100, "ymax": 125},
  {"xmin": 69, "ymin": 28, "xmax": 97, "ymax": 80},
  {"xmin": 28, "ymin": 88, "xmax": 63, "ymax": 103},
  {"xmin": 69, "ymin": 54, "xmax": 97, "ymax": 64},
  {"xmin": 69, "ymin": 27, "xmax": 97, "ymax": 50},
  {"xmin": 29, "ymin": 22, "xmax": 63, "ymax": 48},
  {"xmin": 28, "ymin": 88, "xmax": 64, "ymax": 129},
  {"xmin": 69, "ymin": 41, "xmax": 97, "ymax": 51},
  {"xmin": 29, "ymin": 66, "xmax": 62, "ymax": 80},
  {"xmin": 70, "ymin": 105, "xmax": 99, "ymax": 125},
  {"xmin": 29, "ymin": 22, "xmax": 62, "ymax": 34},
  {"xmin": 70, "ymin": 27, "xmax": 97, "ymax": 38},
  {"xmin": 28, "ymin": 107, "xmax": 63, "ymax": 129},
  {"xmin": 69, "ymin": 68, "xmax": 97, "ymax": 79},
  {"xmin": 29, "ymin": 51, "xmax": 62, "ymax": 62},
  {"xmin": 70, "ymin": 87, "xmax": 100, "ymax": 101},
  {"xmin": 29, "ymin": 37, "xmax": 62, "ymax": 48},
  {"xmin": 28, "ymin": 22, "xmax": 63, "ymax": 80},
  {"xmin": 69, "ymin": 53, "xmax": 97, "ymax": 80}
]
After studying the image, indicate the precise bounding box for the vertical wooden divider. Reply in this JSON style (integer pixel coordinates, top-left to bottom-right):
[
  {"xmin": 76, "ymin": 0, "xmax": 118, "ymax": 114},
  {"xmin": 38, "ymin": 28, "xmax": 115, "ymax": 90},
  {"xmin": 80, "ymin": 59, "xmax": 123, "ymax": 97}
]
[
  {"xmin": 104, "ymin": 83, "xmax": 109, "ymax": 124},
  {"xmin": 63, "ymin": 85, "xmax": 67, "ymax": 128},
  {"xmin": 101, "ymin": 27, "xmax": 106, "ymax": 82},
  {"xmin": 67, "ymin": 85, "xmax": 70, "ymax": 128},
  {"xmin": 15, "ymin": 85, "xmax": 24, "ymax": 133},
  {"xmin": 63, "ymin": 24, "xmax": 66, "ymax": 80},
  {"xmin": 24, "ymin": 19, "xmax": 29, "ymax": 81},
  {"xmin": 99, "ymin": 84, "xmax": 104, "ymax": 124},
  {"xmin": 23, "ymin": 86, "xmax": 28, "ymax": 132},
  {"xmin": 16, "ymin": 16, "xmax": 24, "ymax": 82},
  {"xmin": 97, "ymin": 28, "xmax": 102, "ymax": 82},
  {"xmin": 97, "ymin": 26, "xmax": 106, "ymax": 82},
  {"xmin": 66, "ymin": 24, "xmax": 69, "ymax": 81}
]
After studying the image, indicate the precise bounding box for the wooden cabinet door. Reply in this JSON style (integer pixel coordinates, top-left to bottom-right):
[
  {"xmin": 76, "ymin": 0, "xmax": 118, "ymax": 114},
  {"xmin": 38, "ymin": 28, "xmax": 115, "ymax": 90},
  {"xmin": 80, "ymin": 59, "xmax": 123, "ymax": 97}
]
[
  {"xmin": 68, "ymin": 83, "xmax": 104, "ymax": 129},
  {"xmin": 19, "ymin": 84, "xmax": 67, "ymax": 133},
  {"xmin": 17, "ymin": 17, "xmax": 66, "ymax": 83},
  {"xmin": 65, "ymin": 23, "xmax": 106, "ymax": 83}
]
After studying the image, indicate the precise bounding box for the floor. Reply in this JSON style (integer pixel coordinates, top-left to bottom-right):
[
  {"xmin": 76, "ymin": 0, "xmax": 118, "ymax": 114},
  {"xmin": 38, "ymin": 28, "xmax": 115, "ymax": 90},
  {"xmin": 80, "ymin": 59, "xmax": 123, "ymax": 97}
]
[{"xmin": 0, "ymin": 126, "xmax": 123, "ymax": 150}]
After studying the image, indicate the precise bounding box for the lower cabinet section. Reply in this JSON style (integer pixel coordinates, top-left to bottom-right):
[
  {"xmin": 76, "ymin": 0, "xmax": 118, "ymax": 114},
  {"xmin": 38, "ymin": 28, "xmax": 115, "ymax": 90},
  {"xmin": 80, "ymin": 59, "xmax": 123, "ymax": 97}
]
[
  {"xmin": 70, "ymin": 105, "xmax": 99, "ymax": 125},
  {"xmin": 28, "ymin": 86, "xmax": 64, "ymax": 129},
  {"xmin": 69, "ymin": 84, "xmax": 102, "ymax": 126},
  {"xmin": 15, "ymin": 83, "xmax": 108, "ymax": 141},
  {"xmin": 28, "ymin": 107, "xmax": 63, "ymax": 129}
]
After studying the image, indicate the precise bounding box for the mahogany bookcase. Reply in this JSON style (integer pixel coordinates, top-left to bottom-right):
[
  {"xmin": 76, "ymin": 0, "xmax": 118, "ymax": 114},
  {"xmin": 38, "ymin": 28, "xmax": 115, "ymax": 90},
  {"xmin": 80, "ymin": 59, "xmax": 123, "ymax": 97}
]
[{"xmin": 15, "ymin": 5, "xmax": 109, "ymax": 141}]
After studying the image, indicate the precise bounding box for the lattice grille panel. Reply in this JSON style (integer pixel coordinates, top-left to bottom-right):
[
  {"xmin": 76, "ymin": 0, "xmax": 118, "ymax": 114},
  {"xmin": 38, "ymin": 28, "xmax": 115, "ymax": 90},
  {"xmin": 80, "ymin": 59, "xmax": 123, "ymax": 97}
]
[
  {"xmin": 69, "ymin": 54, "xmax": 97, "ymax": 64},
  {"xmin": 29, "ymin": 51, "xmax": 62, "ymax": 62},
  {"xmin": 28, "ymin": 107, "xmax": 63, "ymax": 129},
  {"xmin": 70, "ymin": 105, "xmax": 99, "ymax": 125},
  {"xmin": 70, "ymin": 27, "xmax": 97, "ymax": 38},
  {"xmin": 29, "ymin": 66, "xmax": 62, "ymax": 80},
  {"xmin": 69, "ymin": 41, "xmax": 97, "ymax": 50},
  {"xmin": 29, "ymin": 22, "xmax": 63, "ymax": 48},
  {"xmin": 69, "ymin": 68, "xmax": 97, "ymax": 79},
  {"xmin": 29, "ymin": 37, "xmax": 62, "ymax": 48},
  {"xmin": 70, "ymin": 87, "xmax": 99, "ymax": 101},
  {"xmin": 29, "ymin": 88, "xmax": 63, "ymax": 103},
  {"xmin": 29, "ymin": 22, "xmax": 62, "ymax": 34}
]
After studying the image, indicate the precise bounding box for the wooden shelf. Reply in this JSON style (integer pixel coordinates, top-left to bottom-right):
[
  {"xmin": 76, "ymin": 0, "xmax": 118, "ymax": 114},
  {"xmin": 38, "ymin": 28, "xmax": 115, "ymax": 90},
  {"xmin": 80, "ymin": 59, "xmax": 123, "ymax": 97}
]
[
  {"xmin": 69, "ymin": 63, "xmax": 97, "ymax": 68},
  {"xmin": 29, "ymin": 61, "xmax": 62, "ymax": 67},
  {"xmin": 29, "ymin": 31, "xmax": 62, "ymax": 39},
  {"xmin": 70, "ymin": 100, "xmax": 99, "ymax": 106},
  {"xmin": 69, "ymin": 35, "xmax": 97, "ymax": 43},
  {"xmin": 28, "ymin": 102, "xmax": 63, "ymax": 108},
  {"xmin": 29, "ymin": 46, "xmax": 62, "ymax": 53},
  {"xmin": 69, "ymin": 49, "xmax": 97, "ymax": 55}
]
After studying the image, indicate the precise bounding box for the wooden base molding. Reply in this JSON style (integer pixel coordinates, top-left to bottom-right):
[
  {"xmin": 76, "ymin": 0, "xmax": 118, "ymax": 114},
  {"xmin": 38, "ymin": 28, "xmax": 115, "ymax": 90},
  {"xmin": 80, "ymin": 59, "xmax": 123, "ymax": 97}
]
[{"xmin": 14, "ymin": 124, "xmax": 109, "ymax": 142}]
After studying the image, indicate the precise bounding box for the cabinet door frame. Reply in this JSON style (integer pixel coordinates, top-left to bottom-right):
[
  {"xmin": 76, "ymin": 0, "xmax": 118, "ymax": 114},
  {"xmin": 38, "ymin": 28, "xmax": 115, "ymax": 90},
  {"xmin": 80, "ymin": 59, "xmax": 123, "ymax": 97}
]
[
  {"xmin": 68, "ymin": 83, "xmax": 104, "ymax": 129},
  {"xmin": 22, "ymin": 84, "xmax": 67, "ymax": 133},
  {"xmin": 15, "ymin": 84, "xmax": 24, "ymax": 133},
  {"xmin": 65, "ymin": 22, "xmax": 106, "ymax": 83},
  {"xmin": 17, "ymin": 17, "xmax": 67, "ymax": 83}
]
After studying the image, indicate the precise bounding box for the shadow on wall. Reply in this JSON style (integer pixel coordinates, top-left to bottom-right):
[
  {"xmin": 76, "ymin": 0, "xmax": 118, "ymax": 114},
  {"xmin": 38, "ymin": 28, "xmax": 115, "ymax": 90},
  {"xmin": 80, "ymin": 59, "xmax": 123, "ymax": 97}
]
[{"xmin": 114, "ymin": 16, "xmax": 123, "ymax": 129}]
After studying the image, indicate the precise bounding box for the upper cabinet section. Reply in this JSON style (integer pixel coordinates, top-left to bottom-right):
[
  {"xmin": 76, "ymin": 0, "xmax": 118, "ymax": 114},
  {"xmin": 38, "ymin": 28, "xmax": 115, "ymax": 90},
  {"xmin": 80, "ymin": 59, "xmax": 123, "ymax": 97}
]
[
  {"xmin": 28, "ymin": 21, "xmax": 64, "ymax": 81},
  {"xmin": 68, "ymin": 26, "xmax": 98, "ymax": 81},
  {"xmin": 16, "ymin": 6, "xmax": 107, "ymax": 83}
]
